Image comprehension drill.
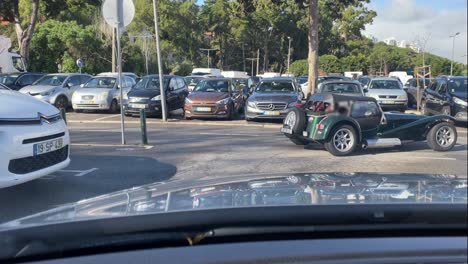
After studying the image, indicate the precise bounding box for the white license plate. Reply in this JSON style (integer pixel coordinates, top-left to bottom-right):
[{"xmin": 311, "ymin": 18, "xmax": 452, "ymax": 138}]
[
  {"xmin": 195, "ymin": 107, "xmax": 211, "ymax": 112},
  {"xmin": 380, "ymin": 100, "xmax": 395, "ymax": 104},
  {"xmin": 34, "ymin": 138, "xmax": 63, "ymax": 156},
  {"xmin": 281, "ymin": 127, "xmax": 293, "ymax": 134},
  {"xmin": 263, "ymin": 111, "xmax": 280, "ymax": 116},
  {"xmin": 80, "ymin": 100, "xmax": 94, "ymax": 104},
  {"xmin": 129, "ymin": 103, "xmax": 146, "ymax": 109}
]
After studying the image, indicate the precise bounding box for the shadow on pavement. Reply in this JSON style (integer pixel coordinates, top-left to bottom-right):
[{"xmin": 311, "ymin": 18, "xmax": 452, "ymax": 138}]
[{"xmin": 0, "ymin": 155, "xmax": 177, "ymax": 223}]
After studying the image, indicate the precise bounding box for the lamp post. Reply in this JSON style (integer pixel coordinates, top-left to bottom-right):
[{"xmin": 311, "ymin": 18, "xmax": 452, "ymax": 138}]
[
  {"xmin": 287, "ymin": 36, "xmax": 292, "ymax": 74},
  {"xmin": 449, "ymin": 32, "xmax": 460, "ymax": 76}
]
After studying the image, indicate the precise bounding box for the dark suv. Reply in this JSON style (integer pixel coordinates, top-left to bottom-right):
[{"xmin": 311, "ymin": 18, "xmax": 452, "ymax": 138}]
[
  {"xmin": 421, "ymin": 76, "xmax": 467, "ymax": 122},
  {"xmin": 0, "ymin": 72, "xmax": 44, "ymax": 90}
]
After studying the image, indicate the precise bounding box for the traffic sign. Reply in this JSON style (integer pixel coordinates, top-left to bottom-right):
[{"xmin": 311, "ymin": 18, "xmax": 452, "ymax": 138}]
[
  {"xmin": 102, "ymin": 0, "xmax": 135, "ymax": 29},
  {"xmin": 76, "ymin": 58, "xmax": 84, "ymax": 68}
]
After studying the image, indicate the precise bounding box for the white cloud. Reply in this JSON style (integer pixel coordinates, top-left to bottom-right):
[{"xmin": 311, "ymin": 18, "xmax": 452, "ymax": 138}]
[{"xmin": 364, "ymin": 0, "xmax": 467, "ymax": 64}]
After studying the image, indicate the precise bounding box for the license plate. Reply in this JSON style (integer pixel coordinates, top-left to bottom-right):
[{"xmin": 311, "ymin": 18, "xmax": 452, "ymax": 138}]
[
  {"xmin": 380, "ymin": 100, "xmax": 395, "ymax": 104},
  {"xmin": 129, "ymin": 103, "xmax": 146, "ymax": 109},
  {"xmin": 80, "ymin": 100, "xmax": 94, "ymax": 104},
  {"xmin": 281, "ymin": 127, "xmax": 292, "ymax": 134},
  {"xmin": 33, "ymin": 138, "xmax": 63, "ymax": 156},
  {"xmin": 195, "ymin": 107, "xmax": 211, "ymax": 112},
  {"xmin": 263, "ymin": 111, "xmax": 280, "ymax": 116}
]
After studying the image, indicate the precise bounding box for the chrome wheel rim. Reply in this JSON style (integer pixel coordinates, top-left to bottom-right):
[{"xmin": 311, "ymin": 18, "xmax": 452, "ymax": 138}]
[
  {"xmin": 436, "ymin": 126, "xmax": 454, "ymax": 147},
  {"xmin": 332, "ymin": 128, "xmax": 354, "ymax": 152},
  {"xmin": 285, "ymin": 111, "xmax": 296, "ymax": 128}
]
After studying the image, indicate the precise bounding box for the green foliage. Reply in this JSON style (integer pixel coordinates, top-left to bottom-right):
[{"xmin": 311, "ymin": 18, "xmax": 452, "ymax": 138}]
[
  {"xmin": 289, "ymin": 59, "xmax": 308, "ymax": 76},
  {"xmin": 318, "ymin": 54, "xmax": 340, "ymax": 73}
]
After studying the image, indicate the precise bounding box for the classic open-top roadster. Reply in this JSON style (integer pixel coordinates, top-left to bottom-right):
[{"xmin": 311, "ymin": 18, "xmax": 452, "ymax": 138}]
[{"xmin": 281, "ymin": 93, "xmax": 458, "ymax": 156}]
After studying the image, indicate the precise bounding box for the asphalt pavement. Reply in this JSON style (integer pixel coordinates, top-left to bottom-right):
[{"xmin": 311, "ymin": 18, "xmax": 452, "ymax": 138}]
[{"xmin": 0, "ymin": 111, "xmax": 466, "ymax": 223}]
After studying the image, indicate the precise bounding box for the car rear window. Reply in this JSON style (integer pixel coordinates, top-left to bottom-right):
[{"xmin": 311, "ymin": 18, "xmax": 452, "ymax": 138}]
[{"xmin": 321, "ymin": 83, "xmax": 360, "ymax": 93}]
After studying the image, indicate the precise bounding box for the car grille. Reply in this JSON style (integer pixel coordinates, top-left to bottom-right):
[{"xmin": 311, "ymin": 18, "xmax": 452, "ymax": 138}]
[
  {"xmin": 378, "ymin": 95, "xmax": 398, "ymax": 99},
  {"xmin": 8, "ymin": 146, "xmax": 68, "ymax": 175},
  {"xmin": 256, "ymin": 102, "xmax": 287, "ymax": 110},
  {"xmin": 23, "ymin": 132, "xmax": 65, "ymax": 144},
  {"xmin": 81, "ymin": 95, "xmax": 94, "ymax": 100}
]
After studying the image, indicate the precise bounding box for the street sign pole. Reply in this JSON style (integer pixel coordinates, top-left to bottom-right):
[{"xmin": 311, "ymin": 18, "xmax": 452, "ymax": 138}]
[
  {"xmin": 116, "ymin": 24, "xmax": 126, "ymax": 145},
  {"xmin": 152, "ymin": 0, "xmax": 167, "ymax": 122}
]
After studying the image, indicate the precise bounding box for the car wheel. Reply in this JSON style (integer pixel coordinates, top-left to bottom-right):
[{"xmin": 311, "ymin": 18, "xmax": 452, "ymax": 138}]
[
  {"xmin": 109, "ymin": 100, "xmax": 119, "ymax": 113},
  {"xmin": 54, "ymin": 96, "xmax": 68, "ymax": 111},
  {"xmin": 442, "ymin": 106, "xmax": 451, "ymax": 116},
  {"xmin": 283, "ymin": 107, "xmax": 306, "ymax": 136},
  {"xmin": 324, "ymin": 125, "xmax": 358, "ymax": 156},
  {"xmin": 427, "ymin": 122, "xmax": 457, "ymax": 151},
  {"xmin": 421, "ymin": 100, "xmax": 428, "ymax": 115}
]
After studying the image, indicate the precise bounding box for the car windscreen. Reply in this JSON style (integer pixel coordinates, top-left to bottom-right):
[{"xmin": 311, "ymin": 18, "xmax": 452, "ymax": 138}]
[
  {"xmin": 297, "ymin": 77, "xmax": 308, "ymax": 84},
  {"xmin": 33, "ymin": 75, "xmax": 67, "ymax": 86},
  {"xmin": 255, "ymin": 81, "xmax": 295, "ymax": 93},
  {"xmin": 320, "ymin": 83, "xmax": 361, "ymax": 93},
  {"xmin": 185, "ymin": 77, "xmax": 203, "ymax": 86},
  {"xmin": 84, "ymin": 77, "xmax": 116, "ymax": 88},
  {"xmin": 232, "ymin": 78, "xmax": 248, "ymax": 86},
  {"xmin": 448, "ymin": 78, "xmax": 467, "ymax": 94},
  {"xmin": 358, "ymin": 77, "xmax": 370, "ymax": 86},
  {"xmin": 369, "ymin": 80, "xmax": 401, "ymax": 89},
  {"xmin": 0, "ymin": 74, "xmax": 19, "ymax": 85},
  {"xmin": 134, "ymin": 76, "xmax": 170, "ymax": 90},
  {"xmin": 194, "ymin": 80, "xmax": 229, "ymax": 92}
]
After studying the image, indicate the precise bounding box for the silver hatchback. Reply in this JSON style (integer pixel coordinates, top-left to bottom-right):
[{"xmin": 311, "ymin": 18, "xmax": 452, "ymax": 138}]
[{"xmin": 365, "ymin": 77, "xmax": 408, "ymax": 111}]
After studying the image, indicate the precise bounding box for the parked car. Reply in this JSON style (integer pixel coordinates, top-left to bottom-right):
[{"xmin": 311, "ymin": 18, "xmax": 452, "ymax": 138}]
[
  {"xmin": 421, "ymin": 76, "xmax": 467, "ymax": 122},
  {"xmin": 364, "ymin": 77, "xmax": 408, "ymax": 111},
  {"xmin": 19, "ymin": 73, "xmax": 91, "ymax": 110},
  {"xmin": 281, "ymin": 93, "xmax": 457, "ymax": 156},
  {"xmin": 184, "ymin": 75, "xmax": 209, "ymax": 92},
  {"xmin": 125, "ymin": 75, "xmax": 188, "ymax": 117},
  {"xmin": 403, "ymin": 78, "xmax": 432, "ymax": 107},
  {"xmin": 316, "ymin": 80, "xmax": 366, "ymax": 96},
  {"xmin": 245, "ymin": 78, "xmax": 302, "ymax": 121},
  {"xmin": 358, "ymin": 75, "xmax": 371, "ymax": 87},
  {"xmin": 301, "ymin": 75, "xmax": 351, "ymax": 95},
  {"xmin": 71, "ymin": 75, "xmax": 135, "ymax": 113},
  {"xmin": 0, "ymin": 72, "xmax": 44, "ymax": 90},
  {"xmin": 0, "ymin": 83, "xmax": 10, "ymax": 90},
  {"xmin": 184, "ymin": 78, "xmax": 244, "ymax": 120},
  {"xmin": 97, "ymin": 72, "xmax": 139, "ymax": 83},
  {"xmin": 297, "ymin": 76, "xmax": 308, "ymax": 84},
  {"xmin": 0, "ymin": 89, "xmax": 70, "ymax": 188}
]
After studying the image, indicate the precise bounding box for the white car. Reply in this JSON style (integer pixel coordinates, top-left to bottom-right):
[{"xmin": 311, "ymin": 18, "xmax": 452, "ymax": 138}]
[
  {"xmin": 364, "ymin": 77, "xmax": 408, "ymax": 112},
  {"xmin": 0, "ymin": 89, "xmax": 70, "ymax": 188}
]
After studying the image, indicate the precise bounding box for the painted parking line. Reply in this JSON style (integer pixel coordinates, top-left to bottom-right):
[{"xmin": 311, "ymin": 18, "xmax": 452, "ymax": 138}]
[
  {"xmin": 71, "ymin": 143, "xmax": 154, "ymax": 149},
  {"xmin": 410, "ymin": 157, "xmax": 458, "ymax": 161},
  {"xmin": 94, "ymin": 114, "xmax": 121, "ymax": 121},
  {"xmin": 59, "ymin": 168, "xmax": 99, "ymax": 176}
]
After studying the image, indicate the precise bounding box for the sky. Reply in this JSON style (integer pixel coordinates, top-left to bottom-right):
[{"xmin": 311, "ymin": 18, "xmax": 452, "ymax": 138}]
[{"xmin": 364, "ymin": 0, "xmax": 468, "ymax": 64}]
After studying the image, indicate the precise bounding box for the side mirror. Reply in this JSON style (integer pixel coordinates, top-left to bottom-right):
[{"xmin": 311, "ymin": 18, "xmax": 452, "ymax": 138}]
[
  {"xmin": 363, "ymin": 85, "xmax": 368, "ymax": 89},
  {"xmin": 80, "ymin": 84, "xmax": 84, "ymax": 88},
  {"xmin": 66, "ymin": 82, "xmax": 73, "ymax": 88},
  {"xmin": 363, "ymin": 88, "xmax": 369, "ymax": 94}
]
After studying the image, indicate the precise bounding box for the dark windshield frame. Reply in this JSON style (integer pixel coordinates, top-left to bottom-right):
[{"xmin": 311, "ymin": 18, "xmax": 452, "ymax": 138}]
[
  {"xmin": 134, "ymin": 76, "xmax": 170, "ymax": 90},
  {"xmin": 369, "ymin": 79, "xmax": 402, "ymax": 89},
  {"xmin": 193, "ymin": 80, "xmax": 231, "ymax": 93},
  {"xmin": 255, "ymin": 80, "xmax": 296, "ymax": 93}
]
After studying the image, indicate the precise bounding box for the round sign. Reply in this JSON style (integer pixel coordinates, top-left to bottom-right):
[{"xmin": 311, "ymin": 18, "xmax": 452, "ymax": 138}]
[
  {"xmin": 76, "ymin": 58, "xmax": 84, "ymax": 68},
  {"xmin": 102, "ymin": 0, "xmax": 135, "ymax": 28}
]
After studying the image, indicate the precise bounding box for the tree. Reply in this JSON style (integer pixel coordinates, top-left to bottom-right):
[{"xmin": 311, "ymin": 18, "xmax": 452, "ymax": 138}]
[
  {"xmin": 1, "ymin": 0, "xmax": 40, "ymax": 67},
  {"xmin": 318, "ymin": 54, "xmax": 340, "ymax": 73},
  {"xmin": 290, "ymin": 59, "xmax": 308, "ymax": 76},
  {"xmin": 307, "ymin": 0, "xmax": 319, "ymax": 95}
]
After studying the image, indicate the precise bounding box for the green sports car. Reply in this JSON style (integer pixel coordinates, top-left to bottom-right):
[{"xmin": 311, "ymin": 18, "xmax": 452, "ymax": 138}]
[{"xmin": 281, "ymin": 93, "xmax": 458, "ymax": 156}]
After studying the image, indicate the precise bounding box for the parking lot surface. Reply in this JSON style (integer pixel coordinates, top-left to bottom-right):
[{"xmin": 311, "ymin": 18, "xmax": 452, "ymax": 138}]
[{"xmin": 0, "ymin": 112, "xmax": 466, "ymax": 223}]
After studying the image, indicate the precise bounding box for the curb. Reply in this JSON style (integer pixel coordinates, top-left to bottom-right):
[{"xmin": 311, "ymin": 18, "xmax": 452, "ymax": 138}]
[{"xmin": 68, "ymin": 119, "xmax": 283, "ymax": 129}]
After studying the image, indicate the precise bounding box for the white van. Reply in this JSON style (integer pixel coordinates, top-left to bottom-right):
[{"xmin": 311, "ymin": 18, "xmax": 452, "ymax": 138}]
[
  {"xmin": 191, "ymin": 68, "xmax": 222, "ymax": 77},
  {"xmin": 221, "ymin": 71, "xmax": 249, "ymax": 78},
  {"xmin": 389, "ymin": 71, "xmax": 413, "ymax": 85}
]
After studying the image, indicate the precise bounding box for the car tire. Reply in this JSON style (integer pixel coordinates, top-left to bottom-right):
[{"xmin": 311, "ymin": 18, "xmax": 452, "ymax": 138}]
[
  {"xmin": 421, "ymin": 100, "xmax": 428, "ymax": 115},
  {"xmin": 109, "ymin": 100, "xmax": 119, "ymax": 113},
  {"xmin": 427, "ymin": 122, "xmax": 457, "ymax": 151},
  {"xmin": 324, "ymin": 125, "xmax": 358, "ymax": 156},
  {"xmin": 283, "ymin": 107, "xmax": 307, "ymax": 136},
  {"xmin": 54, "ymin": 96, "xmax": 68, "ymax": 111}
]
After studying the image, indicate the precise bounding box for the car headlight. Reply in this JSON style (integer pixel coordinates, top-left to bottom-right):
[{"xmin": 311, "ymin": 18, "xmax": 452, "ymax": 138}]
[
  {"xmin": 151, "ymin": 95, "xmax": 161, "ymax": 101},
  {"xmin": 40, "ymin": 89, "xmax": 55, "ymax": 96},
  {"xmin": 397, "ymin": 95, "xmax": 407, "ymax": 99},
  {"xmin": 100, "ymin": 92, "xmax": 109, "ymax": 99},
  {"xmin": 216, "ymin": 98, "xmax": 230, "ymax": 105},
  {"xmin": 247, "ymin": 101, "xmax": 256, "ymax": 108},
  {"xmin": 185, "ymin": 97, "xmax": 192, "ymax": 104},
  {"xmin": 454, "ymin": 97, "xmax": 467, "ymax": 106}
]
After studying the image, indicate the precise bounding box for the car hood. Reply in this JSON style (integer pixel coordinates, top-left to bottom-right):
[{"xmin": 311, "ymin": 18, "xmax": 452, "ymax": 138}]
[
  {"xmin": 0, "ymin": 90, "xmax": 59, "ymax": 119},
  {"xmin": 450, "ymin": 92, "xmax": 467, "ymax": 100},
  {"xmin": 19, "ymin": 85, "xmax": 60, "ymax": 94},
  {"xmin": 366, "ymin": 89, "xmax": 406, "ymax": 96},
  {"xmin": 1, "ymin": 172, "xmax": 466, "ymax": 230},
  {"xmin": 73, "ymin": 88, "xmax": 114, "ymax": 96},
  {"xmin": 248, "ymin": 92, "xmax": 298, "ymax": 102},
  {"xmin": 127, "ymin": 89, "xmax": 162, "ymax": 98},
  {"xmin": 188, "ymin": 92, "xmax": 229, "ymax": 102}
]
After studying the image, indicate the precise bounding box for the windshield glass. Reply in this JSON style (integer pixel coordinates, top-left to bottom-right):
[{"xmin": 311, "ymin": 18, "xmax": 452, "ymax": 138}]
[
  {"xmin": 448, "ymin": 78, "xmax": 467, "ymax": 93},
  {"xmin": 369, "ymin": 80, "xmax": 401, "ymax": 89},
  {"xmin": 358, "ymin": 77, "xmax": 370, "ymax": 86},
  {"xmin": 33, "ymin": 75, "xmax": 67, "ymax": 86},
  {"xmin": 232, "ymin": 78, "xmax": 249, "ymax": 86},
  {"xmin": 84, "ymin": 77, "xmax": 116, "ymax": 88},
  {"xmin": 320, "ymin": 83, "xmax": 361, "ymax": 93},
  {"xmin": 134, "ymin": 76, "xmax": 170, "ymax": 90},
  {"xmin": 0, "ymin": 74, "xmax": 19, "ymax": 85},
  {"xmin": 184, "ymin": 76, "xmax": 203, "ymax": 86},
  {"xmin": 193, "ymin": 80, "xmax": 229, "ymax": 92},
  {"xmin": 297, "ymin": 77, "xmax": 308, "ymax": 84},
  {"xmin": 256, "ymin": 81, "xmax": 295, "ymax": 93}
]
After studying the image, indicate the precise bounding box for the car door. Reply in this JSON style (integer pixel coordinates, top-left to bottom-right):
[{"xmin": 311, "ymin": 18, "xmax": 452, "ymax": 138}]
[
  {"xmin": 230, "ymin": 82, "xmax": 243, "ymax": 111},
  {"xmin": 64, "ymin": 75, "xmax": 82, "ymax": 100},
  {"xmin": 14, "ymin": 74, "xmax": 34, "ymax": 90},
  {"xmin": 424, "ymin": 80, "xmax": 439, "ymax": 114},
  {"xmin": 350, "ymin": 101, "xmax": 382, "ymax": 133},
  {"xmin": 433, "ymin": 80, "xmax": 448, "ymax": 114},
  {"xmin": 175, "ymin": 77, "xmax": 188, "ymax": 109},
  {"xmin": 166, "ymin": 77, "xmax": 178, "ymax": 110}
]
